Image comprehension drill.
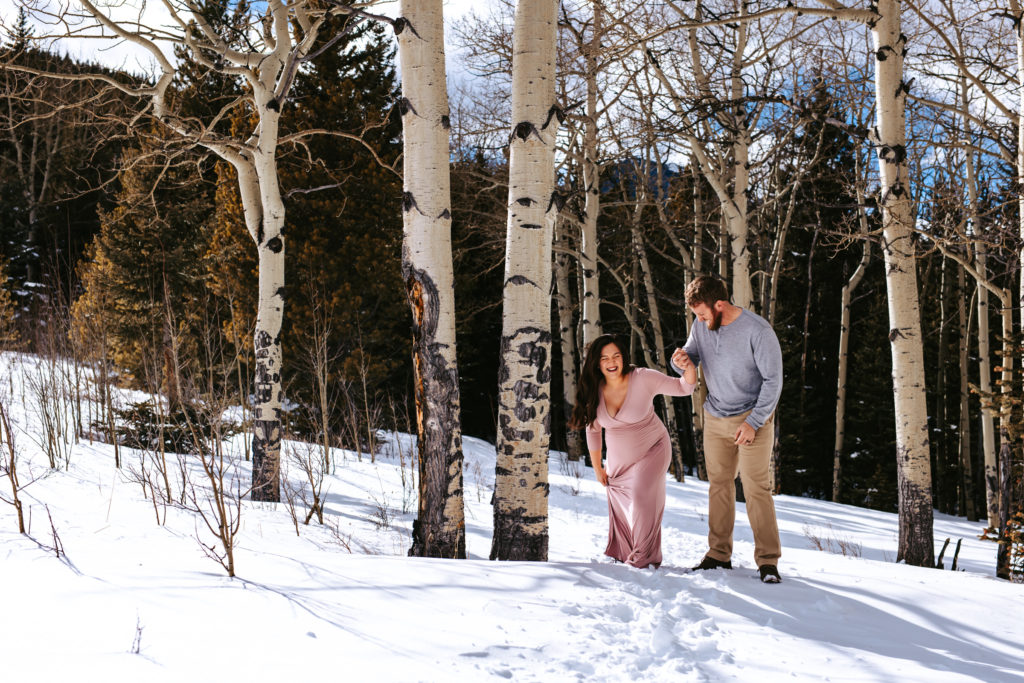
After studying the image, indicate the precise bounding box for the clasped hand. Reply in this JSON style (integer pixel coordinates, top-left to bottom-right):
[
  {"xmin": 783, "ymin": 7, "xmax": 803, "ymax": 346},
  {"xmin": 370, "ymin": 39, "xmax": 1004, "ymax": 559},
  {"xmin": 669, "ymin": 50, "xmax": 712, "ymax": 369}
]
[{"xmin": 671, "ymin": 348, "xmax": 692, "ymax": 371}]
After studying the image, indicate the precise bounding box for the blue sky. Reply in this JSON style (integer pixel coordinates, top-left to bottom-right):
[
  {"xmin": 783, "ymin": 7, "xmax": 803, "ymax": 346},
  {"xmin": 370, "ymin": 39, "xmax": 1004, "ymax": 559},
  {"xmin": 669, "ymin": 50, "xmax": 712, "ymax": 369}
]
[{"xmin": 1, "ymin": 0, "xmax": 480, "ymax": 75}]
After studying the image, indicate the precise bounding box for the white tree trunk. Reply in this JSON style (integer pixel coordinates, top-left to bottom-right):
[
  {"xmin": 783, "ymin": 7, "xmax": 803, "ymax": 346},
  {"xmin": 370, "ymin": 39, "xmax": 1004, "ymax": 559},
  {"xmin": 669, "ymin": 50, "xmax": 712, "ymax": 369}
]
[
  {"xmin": 396, "ymin": 0, "xmax": 466, "ymax": 558},
  {"xmin": 247, "ymin": 143, "xmax": 287, "ymax": 502},
  {"xmin": 580, "ymin": 1, "xmax": 603, "ymax": 348},
  {"xmin": 956, "ymin": 264, "xmax": 976, "ymax": 521},
  {"xmin": 491, "ymin": 0, "xmax": 559, "ymax": 562},
  {"xmin": 872, "ymin": 0, "xmax": 933, "ymax": 566},
  {"xmin": 833, "ymin": 184, "xmax": 870, "ymax": 503},
  {"xmin": 245, "ymin": 34, "xmax": 291, "ymax": 503},
  {"xmin": 727, "ymin": 10, "xmax": 753, "ymax": 310},
  {"xmin": 974, "ymin": 249, "xmax": 999, "ymax": 527},
  {"xmin": 554, "ymin": 220, "xmax": 583, "ymax": 461}
]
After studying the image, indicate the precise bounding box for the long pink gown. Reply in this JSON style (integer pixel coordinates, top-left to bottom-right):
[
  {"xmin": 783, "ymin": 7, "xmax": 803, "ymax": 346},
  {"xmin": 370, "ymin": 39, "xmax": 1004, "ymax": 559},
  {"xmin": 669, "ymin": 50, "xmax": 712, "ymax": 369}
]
[{"xmin": 586, "ymin": 367, "xmax": 695, "ymax": 568}]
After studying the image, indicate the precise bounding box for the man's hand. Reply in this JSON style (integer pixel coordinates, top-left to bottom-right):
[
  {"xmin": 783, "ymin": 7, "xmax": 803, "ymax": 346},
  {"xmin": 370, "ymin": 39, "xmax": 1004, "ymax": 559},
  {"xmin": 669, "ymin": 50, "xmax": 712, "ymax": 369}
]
[
  {"xmin": 671, "ymin": 348, "xmax": 692, "ymax": 371},
  {"xmin": 734, "ymin": 422, "xmax": 757, "ymax": 447}
]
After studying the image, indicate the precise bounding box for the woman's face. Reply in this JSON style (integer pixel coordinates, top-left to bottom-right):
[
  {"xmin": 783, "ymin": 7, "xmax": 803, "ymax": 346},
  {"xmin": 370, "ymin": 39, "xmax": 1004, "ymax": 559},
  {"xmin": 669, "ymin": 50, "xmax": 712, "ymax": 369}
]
[{"xmin": 598, "ymin": 342, "xmax": 625, "ymax": 381}]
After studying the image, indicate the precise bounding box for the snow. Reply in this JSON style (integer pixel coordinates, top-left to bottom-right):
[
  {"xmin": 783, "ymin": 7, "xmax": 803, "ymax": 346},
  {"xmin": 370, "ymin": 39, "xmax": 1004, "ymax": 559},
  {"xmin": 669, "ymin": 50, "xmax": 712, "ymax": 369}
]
[{"xmin": 1, "ymin": 351, "xmax": 1023, "ymax": 682}]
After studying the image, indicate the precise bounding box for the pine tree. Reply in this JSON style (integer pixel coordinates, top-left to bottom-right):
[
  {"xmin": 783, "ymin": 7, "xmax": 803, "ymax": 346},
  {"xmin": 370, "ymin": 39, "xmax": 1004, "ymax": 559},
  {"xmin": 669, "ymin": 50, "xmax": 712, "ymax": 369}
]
[
  {"xmin": 72, "ymin": 135, "xmax": 211, "ymax": 397},
  {"xmin": 0, "ymin": 254, "xmax": 19, "ymax": 349},
  {"xmin": 279, "ymin": 16, "xmax": 405, "ymax": 402}
]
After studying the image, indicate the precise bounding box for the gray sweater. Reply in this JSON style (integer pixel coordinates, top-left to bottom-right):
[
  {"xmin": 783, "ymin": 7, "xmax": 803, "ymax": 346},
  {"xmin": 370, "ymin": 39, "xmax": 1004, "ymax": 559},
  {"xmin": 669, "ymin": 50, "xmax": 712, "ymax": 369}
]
[{"xmin": 673, "ymin": 308, "xmax": 783, "ymax": 430}]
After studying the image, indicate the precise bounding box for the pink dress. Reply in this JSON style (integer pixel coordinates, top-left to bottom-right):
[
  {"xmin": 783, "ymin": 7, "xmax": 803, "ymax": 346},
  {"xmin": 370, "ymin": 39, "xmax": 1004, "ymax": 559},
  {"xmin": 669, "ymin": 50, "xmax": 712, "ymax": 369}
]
[{"xmin": 586, "ymin": 367, "xmax": 695, "ymax": 568}]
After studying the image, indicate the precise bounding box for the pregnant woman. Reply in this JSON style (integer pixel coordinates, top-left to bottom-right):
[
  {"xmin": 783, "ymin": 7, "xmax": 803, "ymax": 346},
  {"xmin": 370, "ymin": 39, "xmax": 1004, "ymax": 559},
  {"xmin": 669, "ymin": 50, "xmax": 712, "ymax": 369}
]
[{"xmin": 570, "ymin": 334, "xmax": 696, "ymax": 568}]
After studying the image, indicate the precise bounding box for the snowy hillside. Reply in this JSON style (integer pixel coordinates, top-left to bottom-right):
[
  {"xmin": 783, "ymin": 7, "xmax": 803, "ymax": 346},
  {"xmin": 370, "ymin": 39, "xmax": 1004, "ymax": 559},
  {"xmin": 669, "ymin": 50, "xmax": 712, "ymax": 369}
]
[{"xmin": 1, "ymin": 352, "xmax": 1022, "ymax": 682}]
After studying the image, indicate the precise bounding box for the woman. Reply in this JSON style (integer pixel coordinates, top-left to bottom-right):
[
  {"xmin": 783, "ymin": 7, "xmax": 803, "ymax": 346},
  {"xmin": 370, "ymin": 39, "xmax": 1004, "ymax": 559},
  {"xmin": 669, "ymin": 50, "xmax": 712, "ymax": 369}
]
[{"xmin": 570, "ymin": 334, "xmax": 696, "ymax": 568}]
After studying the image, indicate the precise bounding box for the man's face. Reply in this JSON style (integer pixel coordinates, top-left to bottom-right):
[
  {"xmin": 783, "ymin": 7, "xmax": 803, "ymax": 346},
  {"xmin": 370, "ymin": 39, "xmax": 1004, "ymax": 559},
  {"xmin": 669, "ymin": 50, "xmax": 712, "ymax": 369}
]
[{"xmin": 691, "ymin": 302, "xmax": 724, "ymax": 331}]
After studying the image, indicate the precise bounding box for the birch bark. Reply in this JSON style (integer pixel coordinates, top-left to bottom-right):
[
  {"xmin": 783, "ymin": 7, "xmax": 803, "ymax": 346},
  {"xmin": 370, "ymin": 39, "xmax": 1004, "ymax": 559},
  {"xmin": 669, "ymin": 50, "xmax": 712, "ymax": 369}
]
[
  {"xmin": 956, "ymin": 264, "xmax": 977, "ymax": 521},
  {"xmin": 491, "ymin": 0, "xmax": 559, "ymax": 562},
  {"xmin": 397, "ymin": 0, "xmax": 467, "ymax": 559},
  {"xmin": 950, "ymin": 264, "xmax": 974, "ymax": 520},
  {"xmin": 580, "ymin": 1, "xmax": 603, "ymax": 347},
  {"xmin": 872, "ymin": 0, "xmax": 933, "ymax": 566},
  {"xmin": 974, "ymin": 247, "xmax": 999, "ymax": 527},
  {"xmin": 833, "ymin": 181, "xmax": 870, "ymax": 503},
  {"xmin": 554, "ymin": 219, "xmax": 584, "ymax": 462}
]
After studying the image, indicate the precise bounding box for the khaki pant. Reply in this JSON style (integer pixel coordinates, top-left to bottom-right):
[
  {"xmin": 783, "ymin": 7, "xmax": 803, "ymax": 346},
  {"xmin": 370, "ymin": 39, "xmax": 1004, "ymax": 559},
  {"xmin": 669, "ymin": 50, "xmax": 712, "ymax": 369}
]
[{"xmin": 703, "ymin": 410, "xmax": 781, "ymax": 567}]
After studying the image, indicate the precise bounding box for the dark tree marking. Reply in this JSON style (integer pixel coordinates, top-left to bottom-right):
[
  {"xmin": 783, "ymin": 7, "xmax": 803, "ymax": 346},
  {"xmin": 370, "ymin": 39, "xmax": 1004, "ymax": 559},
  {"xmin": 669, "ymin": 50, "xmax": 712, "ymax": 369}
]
[
  {"xmin": 878, "ymin": 144, "xmax": 906, "ymax": 164},
  {"xmin": 392, "ymin": 16, "xmax": 422, "ymax": 38},
  {"xmin": 404, "ymin": 260, "xmax": 465, "ymax": 559},
  {"xmin": 251, "ymin": 418, "xmax": 282, "ymax": 502},
  {"xmin": 440, "ymin": 114, "xmax": 450, "ymax": 129},
  {"xmin": 266, "ymin": 236, "xmax": 283, "ymax": 253},
  {"xmin": 511, "ymin": 121, "xmax": 542, "ymax": 142},
  {"xmin": 541, "ymin": 104, "xmax": 565, "ymax": 130},
  {"xmin": 547, "ymin": 191, "xmax": 567, "ymax": 213},
  {"xmin": 520, "ymin": 223, "xmax": 543, "ymax": 231},
  {"xmin": 438, "ymin": 208, "xmax": 451, "ymax": 220},
  {"xmin": 516, "ymin": 197, "xmax": 535, "ymax": 206},
  {"xmin": 506, "ymin": 275, "xmax": 539, "ymax": 288},
  {"xmin": 489, "ymin": 511, "xmax": 549, "ymax": 562},
  {"xmin": 398, "ymin": 97, "xmax": 416, "ymax": 117},
  {"xmin": 254, "ymin": 330, "xmax": 273, "ymax": 358},
  {"xmin": 403, "ymin": 191, "xmax": 425, "ymax": 215}
]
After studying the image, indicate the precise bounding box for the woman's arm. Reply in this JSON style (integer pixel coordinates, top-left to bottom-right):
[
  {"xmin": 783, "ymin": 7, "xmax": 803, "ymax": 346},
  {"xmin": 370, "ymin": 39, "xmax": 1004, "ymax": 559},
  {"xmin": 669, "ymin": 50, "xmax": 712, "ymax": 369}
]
[
  {"xmin": 585, "ymin": 421, "xmax": 608, "ymax": 486},
  {"xmin": 589, "ymin": 449, "xmax": 608, "ymax": 486},
  {"xmin": 638, "ymin": 365, "xmax": 696, "ymax": 397}
]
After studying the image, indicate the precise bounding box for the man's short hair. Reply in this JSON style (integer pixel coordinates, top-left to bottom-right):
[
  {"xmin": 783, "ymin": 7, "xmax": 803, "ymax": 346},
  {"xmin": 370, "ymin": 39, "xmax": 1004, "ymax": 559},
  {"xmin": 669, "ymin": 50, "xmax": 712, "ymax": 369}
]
[{"xmin": 685, "ymin": 275, "xmax": 729, "ymax": 309}]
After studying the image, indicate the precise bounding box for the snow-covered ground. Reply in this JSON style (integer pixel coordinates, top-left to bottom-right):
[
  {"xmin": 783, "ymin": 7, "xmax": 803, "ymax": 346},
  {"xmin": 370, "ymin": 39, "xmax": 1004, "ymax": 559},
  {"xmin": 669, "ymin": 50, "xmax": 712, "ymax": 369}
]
[{"xmin": 1, "ymin": 352, "xmax": 1022, "ymax": 682}]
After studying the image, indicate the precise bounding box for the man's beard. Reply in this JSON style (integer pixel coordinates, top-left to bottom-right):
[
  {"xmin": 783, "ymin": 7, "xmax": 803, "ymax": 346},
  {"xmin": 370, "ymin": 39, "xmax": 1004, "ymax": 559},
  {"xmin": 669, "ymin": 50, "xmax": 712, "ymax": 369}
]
[{"xmin": 707, "ymin": 308, "xmax": 724, "ymax": 331}]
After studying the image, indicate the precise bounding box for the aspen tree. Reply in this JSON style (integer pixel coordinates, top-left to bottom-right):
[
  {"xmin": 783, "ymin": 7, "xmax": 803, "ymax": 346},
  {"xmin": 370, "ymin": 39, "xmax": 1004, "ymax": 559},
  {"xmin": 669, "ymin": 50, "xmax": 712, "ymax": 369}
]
[
  {"xmin": 4, "ymin": 1, "xmax": 410, "ymax": 502},
  {"xmin": 491, "ymin": 0, "xmax": 559, "ymax": 562},
  {"xmin": 868, "ymin": 0, "xmax": 934, "ymax": 566},
  {"xmin": 579, "ymin": 1, "xmax": 605, "ymax": 346},
  {"xmin": 833, "ymin": 162, "xmax": 871, "ymax": 504},
  {"xmin": 554, "ymin": 219, "xmax": 584, "ymax": 462},
  {"xmin": 396, "ymin": 0, "xmax": 467, "ymax": 559},
  {"xmin": 954, "ymin": 260, "xmax": 977, "ymax": 521}
]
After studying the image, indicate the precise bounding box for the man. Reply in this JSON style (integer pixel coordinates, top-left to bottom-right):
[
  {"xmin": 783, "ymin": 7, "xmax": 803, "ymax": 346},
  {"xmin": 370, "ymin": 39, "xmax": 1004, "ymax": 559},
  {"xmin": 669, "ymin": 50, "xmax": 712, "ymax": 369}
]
[{"xmin": 670, "ymin": 275, "xmax": 784, "ymax": 583}]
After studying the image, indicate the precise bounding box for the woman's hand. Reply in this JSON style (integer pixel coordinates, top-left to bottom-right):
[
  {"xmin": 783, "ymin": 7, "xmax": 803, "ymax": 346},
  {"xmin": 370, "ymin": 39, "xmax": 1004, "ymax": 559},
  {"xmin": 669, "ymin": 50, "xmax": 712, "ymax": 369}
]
[
  {"xmin": 595, "ymin": 466, "xmax": 609, "ymax": 487},
  {"xmin": 672, "ymin": 348, "xmax": 698, "ymax": 385}
]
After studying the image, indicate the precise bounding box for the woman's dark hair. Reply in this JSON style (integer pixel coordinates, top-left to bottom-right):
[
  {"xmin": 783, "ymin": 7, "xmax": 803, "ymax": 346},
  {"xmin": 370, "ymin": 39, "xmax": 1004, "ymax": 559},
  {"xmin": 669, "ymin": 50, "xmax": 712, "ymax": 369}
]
[{"xmin": 569, "ymin": 334, "xmax": 634, "ymax": 430}]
